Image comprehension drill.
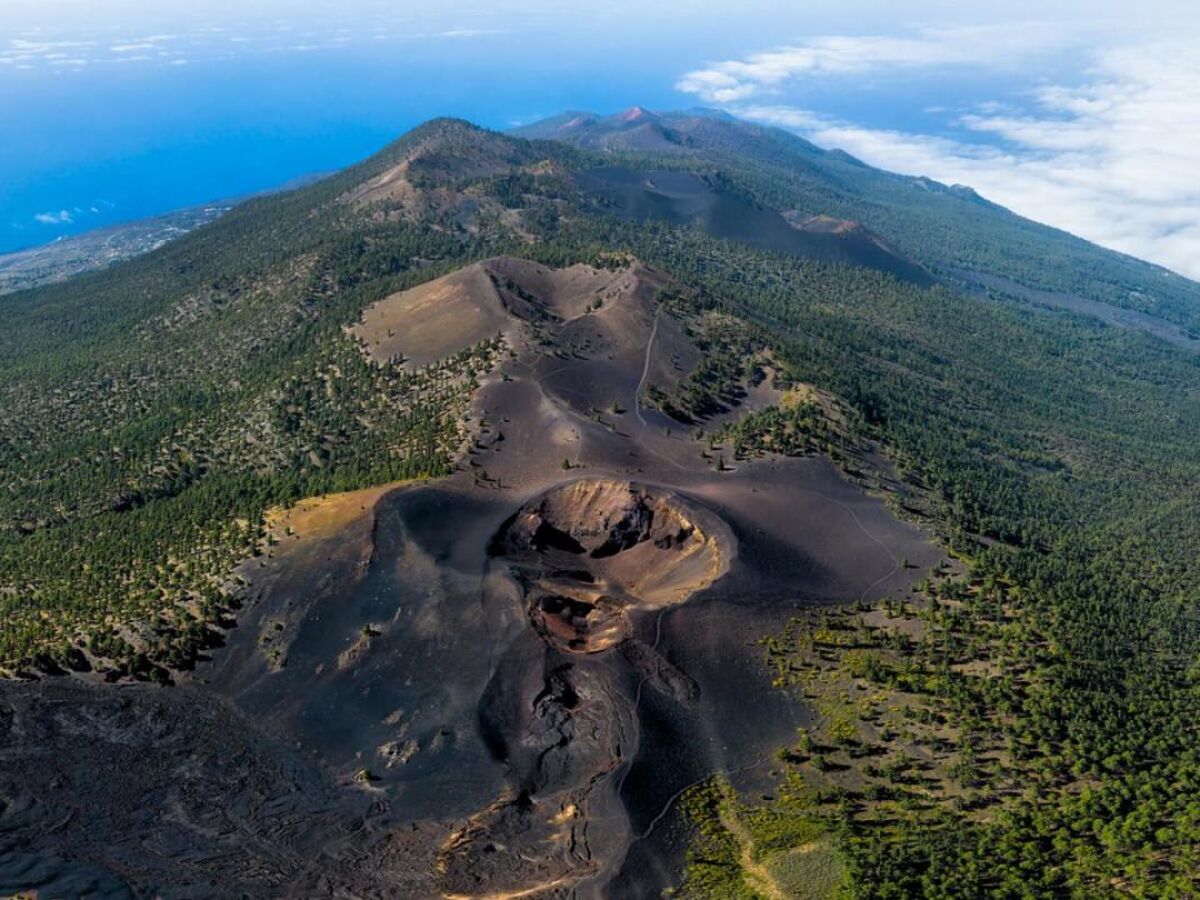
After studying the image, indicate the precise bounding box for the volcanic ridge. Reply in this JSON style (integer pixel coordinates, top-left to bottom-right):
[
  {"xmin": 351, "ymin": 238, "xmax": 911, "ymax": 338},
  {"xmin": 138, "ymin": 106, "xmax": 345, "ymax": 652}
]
[{"xmin": 0, "ymin": 251, "xmax": 940, "ymax": 897}]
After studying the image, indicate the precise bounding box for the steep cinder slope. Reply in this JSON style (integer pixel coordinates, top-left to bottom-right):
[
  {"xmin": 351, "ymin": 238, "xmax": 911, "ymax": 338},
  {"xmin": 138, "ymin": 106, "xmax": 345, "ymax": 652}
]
[{"xmin": 576, "ymin": 165, "xmax": 933, "ymax": 284}]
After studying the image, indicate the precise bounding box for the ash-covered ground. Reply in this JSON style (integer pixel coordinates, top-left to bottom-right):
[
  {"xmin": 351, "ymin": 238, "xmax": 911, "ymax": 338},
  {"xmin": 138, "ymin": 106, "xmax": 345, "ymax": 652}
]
[{"xmin": 0, "ymin": 259, "xmax": 942, "ymax": 898}]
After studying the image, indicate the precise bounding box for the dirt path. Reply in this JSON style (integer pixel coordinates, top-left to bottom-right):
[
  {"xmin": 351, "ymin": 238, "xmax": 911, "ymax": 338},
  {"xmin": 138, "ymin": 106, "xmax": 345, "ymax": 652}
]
[
  {"xmin": 715, "ymin": 781, "xmax": 787, "ymax": 900},
  {"xmin": 634, "ymin": 302, "xmax": 663, "ymax": 433}
]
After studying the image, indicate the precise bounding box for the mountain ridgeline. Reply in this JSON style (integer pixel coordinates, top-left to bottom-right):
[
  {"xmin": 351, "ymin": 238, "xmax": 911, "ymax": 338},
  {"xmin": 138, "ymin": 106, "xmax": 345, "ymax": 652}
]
[{"xmin": 4, "ymin": 109, "xmax": 1200, "ymax": 897}]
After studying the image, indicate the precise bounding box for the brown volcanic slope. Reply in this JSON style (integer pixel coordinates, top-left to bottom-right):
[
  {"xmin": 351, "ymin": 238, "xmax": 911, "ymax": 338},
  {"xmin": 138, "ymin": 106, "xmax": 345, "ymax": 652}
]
[
  {"xmin": 350, "ymin": 258, "xmax": 640, "ymax": 367},
  {"xmin": 517, "ymin": 108, "xmax": 932, "ymax": 285},
  {"xmin": 0, "ymin": 258, "xmax": 942, "ymax": 899},
  {"xmin": 350, "ymin": 263, "xmax": 514, "ymax": 367},
  {"xmin": 575, "ymin": 166, "xmax": 932, "ymax": 285}
]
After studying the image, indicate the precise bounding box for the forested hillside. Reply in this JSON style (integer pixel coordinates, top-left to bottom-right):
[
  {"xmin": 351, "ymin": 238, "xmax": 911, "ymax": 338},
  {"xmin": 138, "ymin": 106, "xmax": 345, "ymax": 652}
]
[
  {"xmin": 520, "ymin": 108, "xmax": 1200, "ymax": 331},
  {"xmin": 0, "ymin": 120, "xmax": 526, "ymax": 675},
  {"xmin": 5, "ymin": 113, "xmax": 1200, "ymax": 895}
]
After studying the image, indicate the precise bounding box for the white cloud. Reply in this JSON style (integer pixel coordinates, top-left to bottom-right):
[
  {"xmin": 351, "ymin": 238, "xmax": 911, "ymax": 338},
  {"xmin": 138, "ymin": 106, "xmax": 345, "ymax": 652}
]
[
  {"xmin": 9, "ymin": 38, "xmax": 95, "ymax": 53},
  {"xmin": 702, "ymin": 36, "xmax": 1200, "ymax": 280},
  {"xmin": 438, "ymin": 28, "xmax": 504, "ymax": 38},
  {"xmin": 677, "ymin": 24, "xmax": 1078, "ymax": 104},
  {"xmin": 34, "ymin": 210, "xmax": 73, "ymax": 225},
  {"xmin": 0, "ymin": 9, "xmax": 515, "ymax": 74}
]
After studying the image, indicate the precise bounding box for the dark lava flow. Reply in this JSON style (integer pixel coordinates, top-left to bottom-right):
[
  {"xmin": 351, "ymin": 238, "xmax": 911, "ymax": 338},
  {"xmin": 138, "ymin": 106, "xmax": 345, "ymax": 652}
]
[
  {"xmin": 438, "ymin": 479, "xmax": 731, "ymax": 897},
  {"xmin": 0, "ymin": 259, "xmax": 943, "ymax": 898}
]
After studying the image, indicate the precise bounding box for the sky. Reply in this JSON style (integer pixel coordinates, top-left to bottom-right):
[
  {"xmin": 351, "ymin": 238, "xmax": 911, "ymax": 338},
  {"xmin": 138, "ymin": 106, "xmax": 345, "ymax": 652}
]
[{"xmin": 2, "ymin": 0, "xmax": 1199, "ymax": 278}]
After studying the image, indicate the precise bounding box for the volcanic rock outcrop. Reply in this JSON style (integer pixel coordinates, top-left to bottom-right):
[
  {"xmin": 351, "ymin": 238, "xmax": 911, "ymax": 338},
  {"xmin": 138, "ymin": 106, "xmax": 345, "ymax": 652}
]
[
  {"xmin": 433, "ymin": 480, "xmax": 733, "ymax": 895},
  {"xmin": 498, "ymin": 479, "xmax": 730, "ymax": 651}
]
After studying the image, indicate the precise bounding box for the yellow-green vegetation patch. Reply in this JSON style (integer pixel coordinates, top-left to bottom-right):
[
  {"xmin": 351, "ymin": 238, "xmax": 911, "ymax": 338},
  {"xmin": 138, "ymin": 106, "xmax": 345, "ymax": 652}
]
[
  {"xmin": 766, "ymin": 565, "xmax": 1023, "ymax": 806},
  {"xmin": 675, "ymin": 775, "xmax": 844, "ymax": 900}
]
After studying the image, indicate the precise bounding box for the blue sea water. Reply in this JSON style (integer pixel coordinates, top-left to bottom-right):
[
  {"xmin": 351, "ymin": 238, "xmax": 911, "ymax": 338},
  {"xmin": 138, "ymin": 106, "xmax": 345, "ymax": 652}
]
[
  {"xmin": 0, "ymin": 7, "xmax": 1064, "ymax": 255},
  {"xmin": 0, "ymin": 44, "xmax": 682, "ymax": 252}
]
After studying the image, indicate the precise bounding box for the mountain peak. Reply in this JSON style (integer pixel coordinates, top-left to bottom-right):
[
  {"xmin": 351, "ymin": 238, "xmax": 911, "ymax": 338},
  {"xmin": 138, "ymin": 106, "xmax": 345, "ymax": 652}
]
[
  {"xmin": 615, "ymin": 105, "xmax": 655, "ymax": 123},
  {"xmin": 560, "ymin": 114, "xmax": 596, "ymax": 130}
]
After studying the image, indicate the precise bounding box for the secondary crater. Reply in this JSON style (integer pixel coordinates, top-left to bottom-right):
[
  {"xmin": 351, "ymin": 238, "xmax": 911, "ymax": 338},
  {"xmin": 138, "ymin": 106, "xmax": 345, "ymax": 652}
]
[{"xmin": 492, "ymin": 478, "xmax": 733, "ymax": 654}]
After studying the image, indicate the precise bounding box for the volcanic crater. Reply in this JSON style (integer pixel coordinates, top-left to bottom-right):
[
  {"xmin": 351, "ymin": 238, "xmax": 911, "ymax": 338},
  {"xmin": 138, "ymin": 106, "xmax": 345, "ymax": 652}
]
[
  {"xmin": 495, "ymin": 479, "xmax": 731, "ymax": 654},
  {"xmin": 0, "ymin": 256, "xmax": 943, "ymax": 899}
]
